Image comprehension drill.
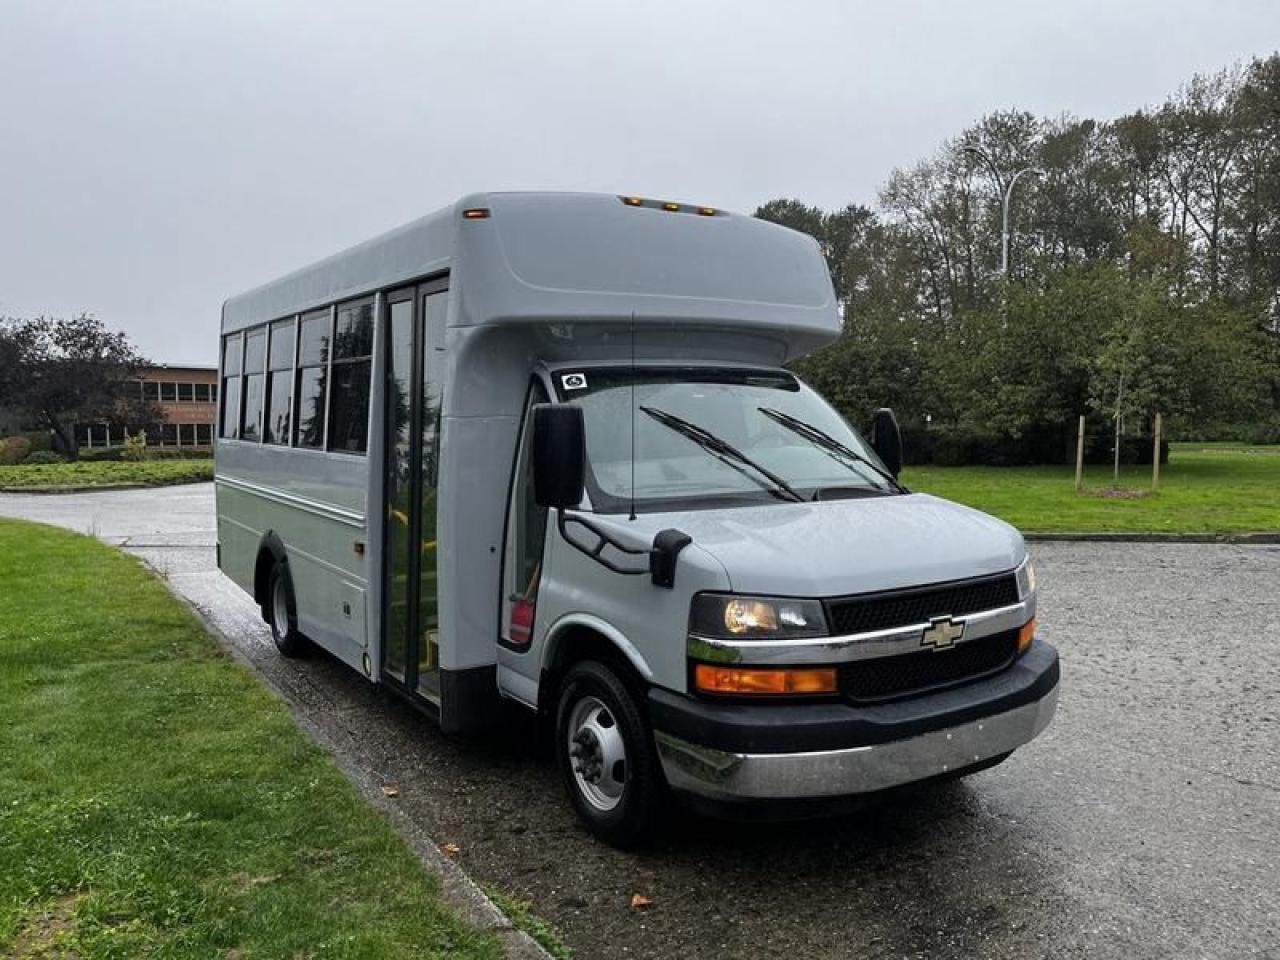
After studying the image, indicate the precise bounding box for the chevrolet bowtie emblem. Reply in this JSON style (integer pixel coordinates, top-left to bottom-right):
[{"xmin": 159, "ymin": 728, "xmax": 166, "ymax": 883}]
[{"xmin": 920, "ymin": 616, "xmax": 965, "ymax": 651}]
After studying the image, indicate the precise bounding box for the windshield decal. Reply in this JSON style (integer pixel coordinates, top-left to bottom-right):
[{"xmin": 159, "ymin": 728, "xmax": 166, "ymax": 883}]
[{"xmin": 560, "ymin": 372, "xmax": 588, "ymax": 391}]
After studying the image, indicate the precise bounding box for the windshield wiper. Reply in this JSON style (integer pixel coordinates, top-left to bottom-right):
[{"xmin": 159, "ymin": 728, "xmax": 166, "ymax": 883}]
[
  {"xmin": 757, "ymin": 407, "xmax": 907, "ymax": 495},
  {"xmin": 639, "ymin": 406, "xmax": 804, "ymax": 503}
]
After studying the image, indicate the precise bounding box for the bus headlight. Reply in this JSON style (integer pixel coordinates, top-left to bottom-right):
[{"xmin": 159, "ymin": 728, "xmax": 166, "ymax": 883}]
[{"xmin": 690, "ymin": 593, "xmax": 828, "ymax": 639}]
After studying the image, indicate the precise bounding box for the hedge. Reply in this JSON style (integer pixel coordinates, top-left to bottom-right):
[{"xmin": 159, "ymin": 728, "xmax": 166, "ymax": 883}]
[
  {"xmin": 896, "ymin": 421, "xmax": 1169, "ymax": 468},
  {"xmin": 79, "ymin": 445, "xmax": 213, "ymax": 462}
]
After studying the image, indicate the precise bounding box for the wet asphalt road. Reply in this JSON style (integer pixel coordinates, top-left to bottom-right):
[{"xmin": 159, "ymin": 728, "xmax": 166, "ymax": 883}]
[{"xmin": 1, "ymin": 485, "xmax": 1277, "ymax": 959}]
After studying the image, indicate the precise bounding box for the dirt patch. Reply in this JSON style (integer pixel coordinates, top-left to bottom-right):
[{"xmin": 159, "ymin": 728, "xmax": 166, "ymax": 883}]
[
  {"xmin": 1084, "ymin": 486, "xmax": 1153, "ymax": 500},
  {"xmin": 7, "ymin": 894, "xmax": 82, "ymax": 959}
]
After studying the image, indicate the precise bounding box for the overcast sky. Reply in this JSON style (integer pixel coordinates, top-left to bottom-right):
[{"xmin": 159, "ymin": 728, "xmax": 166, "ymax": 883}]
[{"xmin": 2, "ymin": 0, "xmax": 1277, "ymax": 364}]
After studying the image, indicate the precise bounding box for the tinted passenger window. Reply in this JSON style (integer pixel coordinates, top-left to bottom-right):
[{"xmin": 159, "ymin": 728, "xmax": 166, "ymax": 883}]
[
  {"xmin": 240, "ymin": 368, "xmax": 265, "ymax": 442},
  {"xmin": 327, "ymin": 299, "xmax": 373, "ymax": 454},
  {"xmin": 244, "ymin": 328, "xmax": 267, "ymax": 374},
  {"xmin": 334, "ymin": 300, "xmax": 374, "ymax": 359},
  {"xmin": 295, "ymin": 367, "xmax": 326, "ymax": 448},
  {"xmin": 264, "ymin": 318, "xmax": 295, "ymax": 445},
  {"xmin": 220, "ymin": 334, "xmax": 243, "ymax": 439},
  {"xmin": 269, "ymin": 318, "xmax": 296, "ymax": 370},
  {"xmin": 221, "ymin": 378, "xmax": 242, "ymax": 439},
  {"xmin": 328, "ymin": 360, "xmax": 370, "ymax": 453},
  {"xmin": 294, "ymin": 310, "xmax": 329, "ymax": 448},
  {"xmin": 298, "ymin": 310, "xmax": 330, "ymax": 365}
]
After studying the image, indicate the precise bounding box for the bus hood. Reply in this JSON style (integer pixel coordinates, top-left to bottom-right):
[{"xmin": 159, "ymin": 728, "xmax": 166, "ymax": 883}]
[{"xmin": 599, "ymin": 494, "xmax": 1025, "ymax": 598}]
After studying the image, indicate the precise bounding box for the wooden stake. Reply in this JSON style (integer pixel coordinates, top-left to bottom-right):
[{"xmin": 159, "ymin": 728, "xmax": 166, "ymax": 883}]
[
  {"xmin": 1152, "ymin": 412, "xmax": 1162, "ymax": 491},
  {"xmin": 1075, "ymin": 415, "xmax": 1085, "ymax": 493}
]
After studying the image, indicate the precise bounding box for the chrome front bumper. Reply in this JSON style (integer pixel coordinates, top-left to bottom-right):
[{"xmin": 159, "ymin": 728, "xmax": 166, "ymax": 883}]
[{"xmin": 655, "ymin": 684, "xmax": 1058, "ymax": 802}]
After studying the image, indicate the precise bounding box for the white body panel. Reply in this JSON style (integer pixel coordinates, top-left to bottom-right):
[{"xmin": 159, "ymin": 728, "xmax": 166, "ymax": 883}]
[{"xmin": 215, "ymin": 192, "xmax": 843, "ymax": 723}]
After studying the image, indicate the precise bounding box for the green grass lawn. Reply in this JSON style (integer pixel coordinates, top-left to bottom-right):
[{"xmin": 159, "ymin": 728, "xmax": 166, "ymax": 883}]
[
  {"xmin": 902, "ymin": 443, "xmax": 1280, "ymax": 534},
  {"xmin": 0, "ymin": 459, "xmax": 213, "ymax": 490},
  {"xmin": 0, "ymin": 518, "xmax": 501, "ymax": 959}
]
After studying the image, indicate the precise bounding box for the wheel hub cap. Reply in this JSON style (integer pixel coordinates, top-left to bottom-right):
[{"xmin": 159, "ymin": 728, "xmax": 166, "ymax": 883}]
[{"xmin": 567, "ymin": 696, "xmax": 627, "ymax": 812}]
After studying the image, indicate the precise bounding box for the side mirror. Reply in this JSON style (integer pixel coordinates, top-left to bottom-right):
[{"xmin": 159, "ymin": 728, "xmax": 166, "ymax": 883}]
[
  {"xmin": 870, "ymin": 407, "xmax": 903, "ymax": 478},
  {"xmin": 533, "ymin": 404, "xmax": 586, "ymax": 509}
]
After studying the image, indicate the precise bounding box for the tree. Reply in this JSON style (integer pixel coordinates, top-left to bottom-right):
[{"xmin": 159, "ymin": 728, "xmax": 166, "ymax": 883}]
[
  {"xmin": 0, "ymin": 314, "xmax": 158, "ymax": 456},
  {"xmin": 751, "ymin": 52, "xmax": 1280, "ymax": 453}
]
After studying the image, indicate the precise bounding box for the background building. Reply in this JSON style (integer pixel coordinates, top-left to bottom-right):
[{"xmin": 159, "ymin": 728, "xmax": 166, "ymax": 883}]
[{"xmin": 77, "ymin": 364, "xmax": 218, "ymax": 448}]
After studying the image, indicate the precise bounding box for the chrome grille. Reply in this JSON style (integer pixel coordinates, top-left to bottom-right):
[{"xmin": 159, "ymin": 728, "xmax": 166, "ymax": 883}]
[
  {"xmin": 838, "ymin": 628, "xmax": 1019, "ymax": 703},
  {"xmin": 825, "ymin": 573, "xmax": 1019, "ymax": 636}
]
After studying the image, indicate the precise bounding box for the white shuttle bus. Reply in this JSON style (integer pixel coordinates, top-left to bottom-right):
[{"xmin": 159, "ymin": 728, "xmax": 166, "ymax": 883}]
[{"xmin": 216, "ymin": 192, "xmax": 1058, "ymax": 845}]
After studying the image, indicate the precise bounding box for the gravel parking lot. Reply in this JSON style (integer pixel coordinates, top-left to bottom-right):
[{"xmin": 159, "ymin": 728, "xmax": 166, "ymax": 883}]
[{"xmin": 2, "ymin": 484, "xmax": 1276, "ymax": 959}]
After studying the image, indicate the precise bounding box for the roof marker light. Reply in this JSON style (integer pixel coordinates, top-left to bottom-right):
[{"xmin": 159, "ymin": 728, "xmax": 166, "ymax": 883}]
[
  {"xmin": 662, "ymin": 202, "xmax": 681, "ymax": 212},
  {"xmin": 698, "ymin": 207, "xmax": 717, "ymax": 216},
  {"xmin": 462, "ymin": 208, "xmax": 490, "ymax": 220},
  {"xmin": 622, "ymin": 196, "xmax": 644, "ymax": 206}
]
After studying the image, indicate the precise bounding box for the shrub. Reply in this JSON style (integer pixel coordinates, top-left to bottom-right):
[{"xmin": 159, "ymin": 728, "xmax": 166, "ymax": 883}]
[
  {"xmin": 123, "ymin": 431, "xmax": 148, "ymax": 461},
  {"xmin": 146, "ymin": 446, "xmax": 213, "ymax": 460},
  {"xmin": 1248, "ymin": 418, "xmax": 1280, "ymax": 446},
  {"xmin": 0, "ymin": 436, "xmax": 32, "ymax": 465},
  {"xmin": 21, "ymin": 431, "xmax": 52, "ymax": 453},
  {"xmin": 895, "ymin": 421, "xmax": 1168, "ymax": 467},
  {"xmin": 898, "ymin": 424, "xmax": 936, "ymax": 466},
  {"xmin": 78, "ymin": 446, "xmax": 126, "ymax": 462},
  {"xmin": 23, "ymin": 450, "xmax": 67, "ymax": 465},
  {"xmin": 78, "ymin": 444, "xmax": 212, "ymax": 462}
]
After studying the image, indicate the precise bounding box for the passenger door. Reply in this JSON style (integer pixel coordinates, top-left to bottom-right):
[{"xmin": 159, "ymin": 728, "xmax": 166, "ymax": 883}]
[{"xmin": 382, "ymin": 278, "xmax": 448, "ymax": 702}]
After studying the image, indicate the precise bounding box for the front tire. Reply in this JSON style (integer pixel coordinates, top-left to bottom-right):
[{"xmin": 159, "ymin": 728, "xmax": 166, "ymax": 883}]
[
  {"xmin": 266, "ymin": 563, "xmax": 308, "ymax": 658},
  {"xmin": 555, "ymin": 660, "xmax": 663, "ymax": 847}
]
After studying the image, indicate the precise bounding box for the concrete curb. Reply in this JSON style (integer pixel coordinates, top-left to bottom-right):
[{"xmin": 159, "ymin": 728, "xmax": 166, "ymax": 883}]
[
  {"xmin": 0, "ymin": 483, "xmax": 151, "ymax": 494},
  {"xmin": 1025, "ymin": 531, "xmax": 1280, "ymax": 544},
  {"xmin": 155, "ymin": 565, "xmax": 552, "ymax": 959}
]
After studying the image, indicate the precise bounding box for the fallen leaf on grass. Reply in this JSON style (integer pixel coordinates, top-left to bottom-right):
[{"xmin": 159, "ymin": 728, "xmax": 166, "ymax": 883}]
[
  {"xmin": 442, "ymin": 842, "xmax": 461, "ymax": 858},
  {"xmin": 630, "ymin": 893, "xmax": 653, "ymax": 910},
  {"xmin": 381, "ymin": 784, "xmax": 400, "ymax": 798},
  {"xmin": 232, "ymin": 872, "xmax": 280, "ymax": 891}
]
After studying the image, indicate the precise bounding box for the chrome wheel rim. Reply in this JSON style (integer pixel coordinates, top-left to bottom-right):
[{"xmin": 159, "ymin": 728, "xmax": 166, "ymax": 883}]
[
  {"xmin": 567, "ymin": 695, "xmax": 627, "ymax": 812},
  {"xmin": 272, "ymin": 577, "xmax": 289, "ymax": 637}
]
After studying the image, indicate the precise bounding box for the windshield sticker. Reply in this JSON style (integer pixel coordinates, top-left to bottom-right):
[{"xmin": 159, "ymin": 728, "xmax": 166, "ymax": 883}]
[{"xmin": 561, "ymin": 372, "xmax": 588, "ymax": 391}]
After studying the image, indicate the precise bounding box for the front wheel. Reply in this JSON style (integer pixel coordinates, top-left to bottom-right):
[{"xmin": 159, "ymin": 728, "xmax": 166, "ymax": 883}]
[{"xmin": 555, "ymin": 660, "xmax": 663, "ymax": 847}]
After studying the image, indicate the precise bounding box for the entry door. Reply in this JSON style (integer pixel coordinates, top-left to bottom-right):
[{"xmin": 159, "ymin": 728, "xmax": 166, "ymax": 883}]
[{"xmin": 383, "ymin": 279, "xmax": 448, "ymax": 701}]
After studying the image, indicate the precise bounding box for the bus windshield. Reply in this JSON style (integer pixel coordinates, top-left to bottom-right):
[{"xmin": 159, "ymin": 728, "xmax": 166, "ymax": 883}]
[{"xmin": 552, "ymin": 367, "xmax": 899, "ymax": 513}]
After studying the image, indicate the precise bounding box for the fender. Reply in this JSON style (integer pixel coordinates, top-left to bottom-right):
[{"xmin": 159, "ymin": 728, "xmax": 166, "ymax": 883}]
[
  {"xmin": 253, "ymin": 530, "xmax": 290, "ymax": 609},
  {"xmin": 541, "ymin": 611, "xmax": 655, "ymax": 682}
]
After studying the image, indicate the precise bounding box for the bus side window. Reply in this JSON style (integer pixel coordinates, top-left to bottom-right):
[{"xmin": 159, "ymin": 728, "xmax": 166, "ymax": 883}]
[
  {"xmin": 220, "ymin": 333, "xmax": 243, "ymax": 440},
  {"xmin": 504, "ymin": 381, "xmax": 551, "ymax": 650}
]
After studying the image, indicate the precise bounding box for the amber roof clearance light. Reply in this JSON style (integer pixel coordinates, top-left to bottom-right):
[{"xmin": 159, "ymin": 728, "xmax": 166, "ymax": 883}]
[{"xmin": 461, "ymin": 208, "xmax": 490, "ymax": 220}]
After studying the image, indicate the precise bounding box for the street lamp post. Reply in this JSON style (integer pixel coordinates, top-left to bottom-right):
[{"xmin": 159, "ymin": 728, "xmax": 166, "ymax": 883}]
[{"xmin": 962, "ymin": 145, "xmax": 1042, "ymax": 278}]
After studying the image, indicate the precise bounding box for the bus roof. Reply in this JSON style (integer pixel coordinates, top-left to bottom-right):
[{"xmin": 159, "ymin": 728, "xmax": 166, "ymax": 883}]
[{"xmin": 221, "ymin": 192, "xmax": 839, "ymax": 356}]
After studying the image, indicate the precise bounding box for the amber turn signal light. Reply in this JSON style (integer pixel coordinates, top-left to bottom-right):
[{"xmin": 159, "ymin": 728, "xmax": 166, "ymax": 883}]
[
  {"xmin": 694, "ymin": 664, "xmax": 837, "ymax": 696},
  {"xmin": 1017, "ymin": 618, "xmax": 1037, "ymax": 653}
]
